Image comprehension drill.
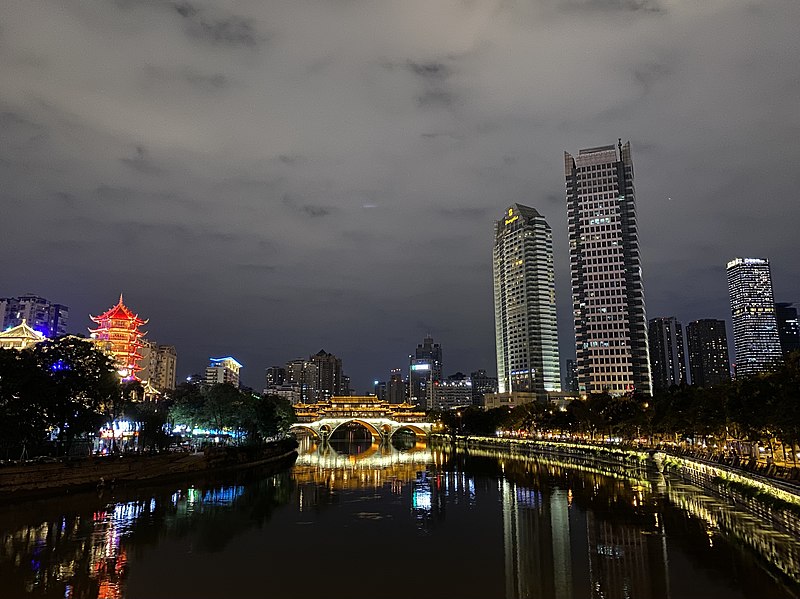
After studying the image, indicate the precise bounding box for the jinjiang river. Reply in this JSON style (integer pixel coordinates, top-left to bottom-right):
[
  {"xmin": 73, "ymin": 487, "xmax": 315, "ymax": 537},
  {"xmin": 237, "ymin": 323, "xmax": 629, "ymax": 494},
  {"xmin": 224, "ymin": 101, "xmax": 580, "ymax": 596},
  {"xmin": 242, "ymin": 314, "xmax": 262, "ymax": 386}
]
[{"xmin": 2, "ymin": 435, "xmax": 800, "ymax": 599}]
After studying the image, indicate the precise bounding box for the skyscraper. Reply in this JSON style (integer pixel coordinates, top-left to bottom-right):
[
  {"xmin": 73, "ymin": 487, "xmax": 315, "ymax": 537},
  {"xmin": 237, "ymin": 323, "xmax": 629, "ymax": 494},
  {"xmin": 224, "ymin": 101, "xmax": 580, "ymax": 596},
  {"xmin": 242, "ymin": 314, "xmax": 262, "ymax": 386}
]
[
  {"xmin": 686, "ymin": 319, "xmax": 731, "ymax": 388},
  {"xmin": 409, "ymin": 335, "xmax": 442, "ymax": 405},
  {"xmin": 726, "ymin": 258, "xmax": 783, "ymax": 376},
  {"xmin": 305, "ymin": 349, "xmax": 344, "ymax": 402},
  {"xmin": 205, "ymin": 356, "xmax": 242, "ymax": 387},
  {"xmin": 565, "ymin": 141, "xmax": 651, "ymax": 395},
  {"xmin": 648, "ymin": 317, "xmax": 687, "ymax": 390},
  {"xmin": 493, "ymin": 204, "xmax": 561, "ymax": 395},
  {"xmin": 564, "ymin": 359, "xmax": 579, "ymax": 393},
  {"xmin": 775, "ymin": 302, "xmax": 800, "ymax": 358}
]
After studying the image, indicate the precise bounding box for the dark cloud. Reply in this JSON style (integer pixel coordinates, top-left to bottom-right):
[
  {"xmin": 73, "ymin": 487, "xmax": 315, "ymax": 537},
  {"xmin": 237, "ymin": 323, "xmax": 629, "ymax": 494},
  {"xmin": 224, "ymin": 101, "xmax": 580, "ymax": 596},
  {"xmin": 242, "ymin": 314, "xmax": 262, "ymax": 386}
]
[
  {"xmin": 0, "ymin": 0, "xmax": 798, "ymax": 391},
  {"xmin": 173, "ymin": 2, "xmax": 264, "ymax": 48}
]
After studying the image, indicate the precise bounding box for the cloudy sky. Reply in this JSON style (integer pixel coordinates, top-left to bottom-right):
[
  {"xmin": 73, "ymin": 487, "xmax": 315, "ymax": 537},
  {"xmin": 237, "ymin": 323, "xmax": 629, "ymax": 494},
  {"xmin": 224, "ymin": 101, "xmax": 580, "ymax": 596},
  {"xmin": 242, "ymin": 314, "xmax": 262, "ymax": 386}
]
[{"xmin": 1, "ymin": 0, "xmax": 798, "ymax": 391}]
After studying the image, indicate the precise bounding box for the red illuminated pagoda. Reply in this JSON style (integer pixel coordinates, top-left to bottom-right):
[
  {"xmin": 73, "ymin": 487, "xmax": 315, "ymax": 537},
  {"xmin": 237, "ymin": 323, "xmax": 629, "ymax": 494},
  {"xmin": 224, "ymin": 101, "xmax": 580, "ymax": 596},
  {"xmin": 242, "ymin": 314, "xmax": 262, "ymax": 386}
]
[{"xmin": 89, "ymin": 294, "xmax": 148, "ymax": 381}]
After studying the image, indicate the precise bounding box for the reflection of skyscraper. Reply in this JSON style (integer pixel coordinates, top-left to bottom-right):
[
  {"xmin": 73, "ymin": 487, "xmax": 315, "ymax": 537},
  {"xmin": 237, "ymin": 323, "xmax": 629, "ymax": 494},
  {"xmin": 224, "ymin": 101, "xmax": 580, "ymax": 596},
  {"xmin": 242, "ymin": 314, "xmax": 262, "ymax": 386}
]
[
  {"xmin": 493, "ymin": 204, "xmax": 561, "ymax": 395},
  {"xmin": 500, "ymin": 480, "xmax": 572, "ymax": 599},
  {"xmin": 565, "ymin": 142, "xmax": 652, "ymax": 395},
  {"xmin": 726, "ymin": 258, "xmax": 783, "ymax": 376}
]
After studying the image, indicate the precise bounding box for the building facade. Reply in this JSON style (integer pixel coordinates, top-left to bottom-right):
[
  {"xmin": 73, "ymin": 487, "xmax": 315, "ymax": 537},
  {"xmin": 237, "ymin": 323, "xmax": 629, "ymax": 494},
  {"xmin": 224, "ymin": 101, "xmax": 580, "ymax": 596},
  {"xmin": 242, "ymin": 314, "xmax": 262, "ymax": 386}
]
[
  {"xmin": 470, "ymin": 369, "xmax": 498, "ymax": 406},
  {"xmin": 685, "ymin": 319, "xmax": 731, "ymax": 388},
  {"xmin": 387, "ymin": 369, "xmax": 407, "ymax": 405},
  {"xmin": 564, "ymin": 359, "xmax": 579, "ymax": 393},
  {"xmin": 433, "ymin": 373, "xmax": 473, "ymax": 410},
  {"xmin": 493, "ymin": 204, "xmax": 561, "ymax": 396},
  {"xmin": 648, "ymin": 317, "xmax": 687, "ymax": 391},
  {"xmin": 775, "ymin": 302, "xmax": 800, "ymax": 358},
  {"xmin": 205, "ymin": 356, "xmax": 242, "ymax": 387},
  {"xmin": 408, "ymin": 335, "xmax": 442, "ymax": 405},
  {"xmin": 153, "ymin": 345, "xmax": 177, "ymax": 391},
  {"xmin": 565, "ymin": 141, "xmax": 651, "ymax": 395},
  {"xmin": 1, "ymin": 294, "xmax": 69, "ymax": 338},
  {"xmin": 726, "ymin": 258, "xmax": 783, "ymax": 377}
]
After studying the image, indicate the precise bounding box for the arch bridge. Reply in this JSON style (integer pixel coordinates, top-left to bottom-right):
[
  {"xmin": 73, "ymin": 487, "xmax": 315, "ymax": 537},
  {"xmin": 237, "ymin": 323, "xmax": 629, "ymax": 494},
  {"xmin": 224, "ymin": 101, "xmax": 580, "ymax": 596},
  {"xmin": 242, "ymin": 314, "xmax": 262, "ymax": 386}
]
[{"xmin": 291, "ymin": 396, "xmax": 433, "ymax": 442}]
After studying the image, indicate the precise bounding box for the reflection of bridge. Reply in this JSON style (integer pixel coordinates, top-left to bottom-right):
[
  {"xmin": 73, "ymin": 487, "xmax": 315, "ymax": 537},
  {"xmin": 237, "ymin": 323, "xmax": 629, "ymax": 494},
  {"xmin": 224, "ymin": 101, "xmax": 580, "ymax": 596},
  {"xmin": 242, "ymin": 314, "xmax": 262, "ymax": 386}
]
[{"xmin": 291, "ymin": 396, "xmax": 433, "ymax": 442}]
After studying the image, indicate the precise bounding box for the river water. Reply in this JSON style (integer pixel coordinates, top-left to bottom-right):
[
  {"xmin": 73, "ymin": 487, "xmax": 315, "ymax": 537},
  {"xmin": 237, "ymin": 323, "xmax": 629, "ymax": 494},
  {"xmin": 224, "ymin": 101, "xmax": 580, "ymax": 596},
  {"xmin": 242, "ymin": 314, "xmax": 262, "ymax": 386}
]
[{"xmin": 1, "ymin": 437, "xmax": 799, "ymax": 599}]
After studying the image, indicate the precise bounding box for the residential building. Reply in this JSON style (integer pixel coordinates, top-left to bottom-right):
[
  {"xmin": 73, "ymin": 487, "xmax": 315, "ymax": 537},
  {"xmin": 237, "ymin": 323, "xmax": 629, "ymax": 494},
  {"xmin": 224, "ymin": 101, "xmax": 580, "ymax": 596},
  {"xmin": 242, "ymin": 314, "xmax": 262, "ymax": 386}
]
[
  {"xmin": 648, "ymin": 317, "xmax": 687, "ymax": 390},
  {"xmin": 470, "ymin": 369, "xmax": 498, "ymax": 406},
  {"xmin": 205, "ymin": 356, "xmax": 242, "ymax": 387},
  {"xmin": 726, "ymin": 258, "xmax": 783, "ymax": 376},
  {"xmin": 1, "ymin": 294, "xmax": 69, "ymax": 337},
  {"xmin": 493, "ymin": 204, "xmax": 561, "ymax": 397},
  {"xmin": 153, "ymin": 345, "xmax": 177, "ymax": 391},
  {"xmin": 387, "ymin": 369, "xmax": 406, "ymax": 405},
  {"xmin": 565, "ymin": 141, "xmax": 652, "ymax": 395},
  {"xmin": 686, "ymin": 319, "xmax": 731, "ymax": 388},
  {"xmin": 265, "ymin": 366, "xmax": 286, "ymax": 388}
]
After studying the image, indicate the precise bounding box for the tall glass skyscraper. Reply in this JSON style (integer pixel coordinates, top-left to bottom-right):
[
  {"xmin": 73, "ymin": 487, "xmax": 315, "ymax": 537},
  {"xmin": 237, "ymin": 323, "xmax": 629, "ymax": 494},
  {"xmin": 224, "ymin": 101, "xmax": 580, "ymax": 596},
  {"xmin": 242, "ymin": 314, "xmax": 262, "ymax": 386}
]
[
  {"xmin": 726, "ymin": 257, "xmax": 783, "ymax": 376},
  {"xmin": 565, "ymin": 141, "xmax": 652, "ymax": 395},
  {"xmin": 493, "ymin": 204, "xmax": 561, "ymax": 395}
]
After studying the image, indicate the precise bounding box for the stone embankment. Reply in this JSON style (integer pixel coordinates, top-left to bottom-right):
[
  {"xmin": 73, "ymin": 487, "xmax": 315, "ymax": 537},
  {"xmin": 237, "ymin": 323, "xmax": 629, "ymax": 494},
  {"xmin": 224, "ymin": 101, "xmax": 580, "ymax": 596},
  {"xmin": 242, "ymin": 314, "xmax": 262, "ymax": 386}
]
[{"xmin": 0, "ymin": 438, "xmax": 298, "ymax": 500}]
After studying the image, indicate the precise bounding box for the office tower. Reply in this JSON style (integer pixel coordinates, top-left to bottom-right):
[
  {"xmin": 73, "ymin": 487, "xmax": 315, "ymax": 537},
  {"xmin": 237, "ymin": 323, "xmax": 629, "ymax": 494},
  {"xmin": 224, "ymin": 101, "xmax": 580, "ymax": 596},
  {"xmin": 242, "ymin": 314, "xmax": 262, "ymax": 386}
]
[
  {"xmin": 409, "ymin": 335, "xmax": 442, "ymax": 404},
  {"xmin": 1, "ymin": 294, "xmax": 69, "ymax": 337},
  {"xmin": 493, "ymin": 204, "xmax": 561, "ymax": 395},
  {"xmin": 373, "ymin": 381, "xmax": 387, "ymax": 401},
  {"xmin": 89, "ymin": 295, "xmax": 147, "ymax": 381},
  {"xmin": 726, "ymin": 258, "xmax": 783, "ymax": 376},
  {"xmin": 205, "ymin": 356, "xmax": 242, "ymax": 387},
  {"xmin": 470, "ymin": 369, "xmax": 498, "ymax": 406},
  {"xmin": 564, "ymin": 359, "xmax": 579, "ymax": 393},
  {"xmin": 648, "ymin": 317, "xmax": 687, "ymax": 390},
  {"xmin": 387, "ymin": 368, "xmax": 406, "ymax": 404},
  {"xmin": 686, "ymin": 319, "xmax": 731, "ymax": 387},
  {"xmin": 565, "ymin": 141, "xmax": 651, "ymax": 395},
  {"xmin": 775, "ymin": 302, "xmax": 800, "ymax": 357},
  {"xmin": 433, "ymin": 373, "xmax": 473, "ymax": 410}
]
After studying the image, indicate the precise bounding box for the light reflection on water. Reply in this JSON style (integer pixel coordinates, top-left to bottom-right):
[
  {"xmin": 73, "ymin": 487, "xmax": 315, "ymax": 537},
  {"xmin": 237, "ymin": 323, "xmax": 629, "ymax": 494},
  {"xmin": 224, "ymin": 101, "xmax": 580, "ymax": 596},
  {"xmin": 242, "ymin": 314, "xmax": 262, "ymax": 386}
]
[{"xmin": 0, "ymin": 439, "xmax": 798, "ymax": 599}]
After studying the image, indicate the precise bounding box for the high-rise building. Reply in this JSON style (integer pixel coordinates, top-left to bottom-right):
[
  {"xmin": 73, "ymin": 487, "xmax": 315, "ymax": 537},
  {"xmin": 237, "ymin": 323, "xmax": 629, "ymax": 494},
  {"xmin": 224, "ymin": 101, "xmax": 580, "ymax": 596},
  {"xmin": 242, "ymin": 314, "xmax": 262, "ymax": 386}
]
[
  {"xmin": 565, "ymin": 141, "xmax": 651, "ymax": 395},
  {"xmin": 373, "ymin": 380, "xmax": 387, "ymax": 401},
  {"xmin": 564, "ymin": 359, "xmax": 579, "ymax": 393},
  {"xmin": 153, "ymin": 345, "xmax": 177, "ymax": 391},
  {"xmin": 387, "ymin": 368, "xmax": 406, "ymax": 405},
  {"xmin": 433, "ymin": 373, "xmax": 473, "ymax": 410},
  {"xmin": 648, "ymin": 317, "xmax": 687, "ymax": 391},
  {"xmin": 493, "ymin": 204, "xmax": 561, "ymax": 396},
  {"xmin": 470, "ymin": 369, "xmax": 498, "ymax": 406},
  {"xmin": 726, "ymin": 258, "xmax": 783, "ymax": 376},
  {"xmin": 305, "ymin": 349, "xmax": 344, "ymax": 402},
  {"xmin": 205, "ymin": 356, "xmax": 242, "ymax": 387},
  {"xmin": 89, "ymin": 295, "xmax": 148, "ymax": 381},
  {"xmin": 775, "ymin": 302, "xmax": 800, "ymax": 358},
  {"xmin": 1, "ymin": 294, "xmax": 69, "ymax": 337},
  {"xmin": 686, "ymin": 319, "xmax": 731, "ymax": 388},
  {"xmin": 409, "ymin": 335, "xmax": 442, "ymax": 405},
  {"xmin": 265, "ymin": 366, "xmax": 286, "ymax": 388}
]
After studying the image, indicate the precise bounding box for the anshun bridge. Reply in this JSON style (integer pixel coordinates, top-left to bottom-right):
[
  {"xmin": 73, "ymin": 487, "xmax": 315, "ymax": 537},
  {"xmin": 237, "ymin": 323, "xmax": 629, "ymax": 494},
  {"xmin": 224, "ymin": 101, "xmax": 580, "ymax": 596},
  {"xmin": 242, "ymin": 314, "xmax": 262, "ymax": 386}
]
[{"xmin": 291, "ymin": 395, "xmax": 433, "ymax": 442}]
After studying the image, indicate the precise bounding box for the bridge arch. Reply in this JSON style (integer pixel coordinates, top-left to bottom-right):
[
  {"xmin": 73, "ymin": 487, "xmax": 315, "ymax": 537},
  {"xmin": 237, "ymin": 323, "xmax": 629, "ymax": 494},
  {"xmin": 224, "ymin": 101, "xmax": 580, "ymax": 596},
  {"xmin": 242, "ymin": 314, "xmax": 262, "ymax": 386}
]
[
  {"xmin": 330, "ymin": 419, "xmax": 383, "ymax": 441},
  {"xmin": 291, "ymin": 424, "xmax": 322, "ymax": 441},
  {"xmin": 392, "ymin": 424, "xmax": 427, "ymax": 438}
]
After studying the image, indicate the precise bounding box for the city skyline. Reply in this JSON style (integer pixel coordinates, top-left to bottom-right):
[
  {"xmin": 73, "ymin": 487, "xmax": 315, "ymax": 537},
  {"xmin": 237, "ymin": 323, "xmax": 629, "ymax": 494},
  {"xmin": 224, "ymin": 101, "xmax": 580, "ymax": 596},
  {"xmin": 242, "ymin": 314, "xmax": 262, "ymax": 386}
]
[{"xmin": 2, "ymin": 1, "xmax": 799, "ymax": 391}]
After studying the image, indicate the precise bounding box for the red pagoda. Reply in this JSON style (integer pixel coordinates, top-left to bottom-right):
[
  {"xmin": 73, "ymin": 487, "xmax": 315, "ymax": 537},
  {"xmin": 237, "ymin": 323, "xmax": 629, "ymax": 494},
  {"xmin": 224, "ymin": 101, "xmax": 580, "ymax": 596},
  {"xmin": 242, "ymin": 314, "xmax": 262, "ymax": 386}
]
[{"xmin": 89, "ymin": 294, "xmax": 148, "ymax": 381}]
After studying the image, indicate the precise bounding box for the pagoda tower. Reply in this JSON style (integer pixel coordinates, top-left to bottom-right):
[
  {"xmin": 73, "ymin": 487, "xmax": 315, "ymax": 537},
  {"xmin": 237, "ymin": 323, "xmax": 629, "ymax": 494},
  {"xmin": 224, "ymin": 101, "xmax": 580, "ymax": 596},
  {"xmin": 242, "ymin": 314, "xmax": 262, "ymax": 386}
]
[{"xmin": 89, "ymin": 294, "xmax": 148, "ymax": 381}]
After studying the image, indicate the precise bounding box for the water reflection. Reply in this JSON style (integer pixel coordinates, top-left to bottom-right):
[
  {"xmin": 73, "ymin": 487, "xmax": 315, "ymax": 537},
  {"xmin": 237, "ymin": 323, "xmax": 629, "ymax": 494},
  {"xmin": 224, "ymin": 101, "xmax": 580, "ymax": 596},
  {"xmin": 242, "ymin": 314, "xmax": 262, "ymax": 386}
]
[
  {"xmin": 0, "ymin": 471, "xmax": 291, "ymax": 598},
  {"xmin": 1, "ymin": 440, "xmax": 799, "ymax": 599}
]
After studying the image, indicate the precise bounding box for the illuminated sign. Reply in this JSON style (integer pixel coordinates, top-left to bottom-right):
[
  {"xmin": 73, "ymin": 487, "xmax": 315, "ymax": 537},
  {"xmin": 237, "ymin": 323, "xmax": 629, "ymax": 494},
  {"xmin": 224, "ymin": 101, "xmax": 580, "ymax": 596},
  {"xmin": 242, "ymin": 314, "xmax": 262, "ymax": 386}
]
[{"xmin": 411, "ymin": 364, "xmax": 430, "ymax": 371}]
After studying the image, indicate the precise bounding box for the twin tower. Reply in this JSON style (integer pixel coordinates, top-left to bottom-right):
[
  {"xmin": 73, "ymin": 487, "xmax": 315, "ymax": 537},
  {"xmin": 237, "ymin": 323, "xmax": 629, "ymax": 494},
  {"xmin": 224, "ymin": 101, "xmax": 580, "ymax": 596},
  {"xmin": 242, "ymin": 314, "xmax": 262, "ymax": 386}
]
[{"xmin": 493, "ymin": 141, "xmax": 652, "ymax": 398}]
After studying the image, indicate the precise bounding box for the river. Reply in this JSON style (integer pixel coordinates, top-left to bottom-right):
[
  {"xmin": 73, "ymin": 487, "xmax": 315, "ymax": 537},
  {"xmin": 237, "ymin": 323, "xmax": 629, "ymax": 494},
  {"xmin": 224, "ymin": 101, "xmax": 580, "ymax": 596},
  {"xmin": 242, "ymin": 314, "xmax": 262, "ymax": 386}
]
[{"xmin": 1, "ymin": 437, "xmax": 799, "ymax": 599}]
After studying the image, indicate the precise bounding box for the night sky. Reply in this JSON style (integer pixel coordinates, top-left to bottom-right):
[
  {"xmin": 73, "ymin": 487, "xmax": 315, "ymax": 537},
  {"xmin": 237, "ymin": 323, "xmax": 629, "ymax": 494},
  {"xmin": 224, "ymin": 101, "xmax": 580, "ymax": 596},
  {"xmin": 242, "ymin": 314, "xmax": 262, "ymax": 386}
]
[{"xmin": 2, "ymin": 0, "xmax": 798, "ymax": 391}]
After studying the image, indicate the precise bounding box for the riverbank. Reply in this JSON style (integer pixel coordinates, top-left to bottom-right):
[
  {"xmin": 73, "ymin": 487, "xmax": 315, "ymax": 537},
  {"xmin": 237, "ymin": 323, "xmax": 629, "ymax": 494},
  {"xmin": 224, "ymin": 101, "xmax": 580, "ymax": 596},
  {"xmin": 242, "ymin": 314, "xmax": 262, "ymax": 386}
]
[
  {"xmin": 0, "ymin": 438, "xmax": 298, "ymax": 501},
  {"xmin": 435, "ymin": 434, "xmax": 800, "ymax": 515}
]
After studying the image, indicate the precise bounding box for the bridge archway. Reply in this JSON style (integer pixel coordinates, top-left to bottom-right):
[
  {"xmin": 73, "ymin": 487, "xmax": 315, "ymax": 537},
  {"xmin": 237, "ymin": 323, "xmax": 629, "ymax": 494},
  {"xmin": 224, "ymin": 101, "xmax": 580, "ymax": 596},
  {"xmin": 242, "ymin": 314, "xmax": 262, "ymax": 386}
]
[
  {"xmin": 392, "ymin": 424, "xmax": 427, "ymax": 438},
  {"xmin": 292, "ymin": 424, "xmax": 322, "ymax": 441},
  {"xmin": 330, "ymin": 419, "xmax": 383, "ymax": 441}
]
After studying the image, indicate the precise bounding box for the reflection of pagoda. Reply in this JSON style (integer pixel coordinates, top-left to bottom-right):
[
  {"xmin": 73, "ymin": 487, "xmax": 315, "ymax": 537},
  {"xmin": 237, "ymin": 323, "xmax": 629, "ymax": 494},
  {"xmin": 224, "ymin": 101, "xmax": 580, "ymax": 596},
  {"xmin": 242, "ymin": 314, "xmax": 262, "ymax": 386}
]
[{"xmin": 89, "ymin": 294, "xmax": 148, "ymax": 381}]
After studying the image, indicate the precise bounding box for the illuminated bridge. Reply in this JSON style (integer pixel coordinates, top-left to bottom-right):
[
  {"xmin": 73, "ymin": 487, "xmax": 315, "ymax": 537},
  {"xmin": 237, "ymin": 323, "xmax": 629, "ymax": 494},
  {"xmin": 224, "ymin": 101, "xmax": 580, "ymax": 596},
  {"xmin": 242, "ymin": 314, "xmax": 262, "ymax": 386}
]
[{"xmin": 291, "ymin": 396, "xmax": 434, "ymax": 442}]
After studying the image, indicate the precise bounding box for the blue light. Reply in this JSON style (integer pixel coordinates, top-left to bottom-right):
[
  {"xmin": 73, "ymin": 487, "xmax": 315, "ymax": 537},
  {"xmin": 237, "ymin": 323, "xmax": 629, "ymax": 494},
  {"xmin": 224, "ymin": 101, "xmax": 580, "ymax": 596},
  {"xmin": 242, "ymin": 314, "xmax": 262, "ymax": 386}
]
[{"xmin": 51, "ymin": 360, "xmax": 70, "ymax": 372}]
